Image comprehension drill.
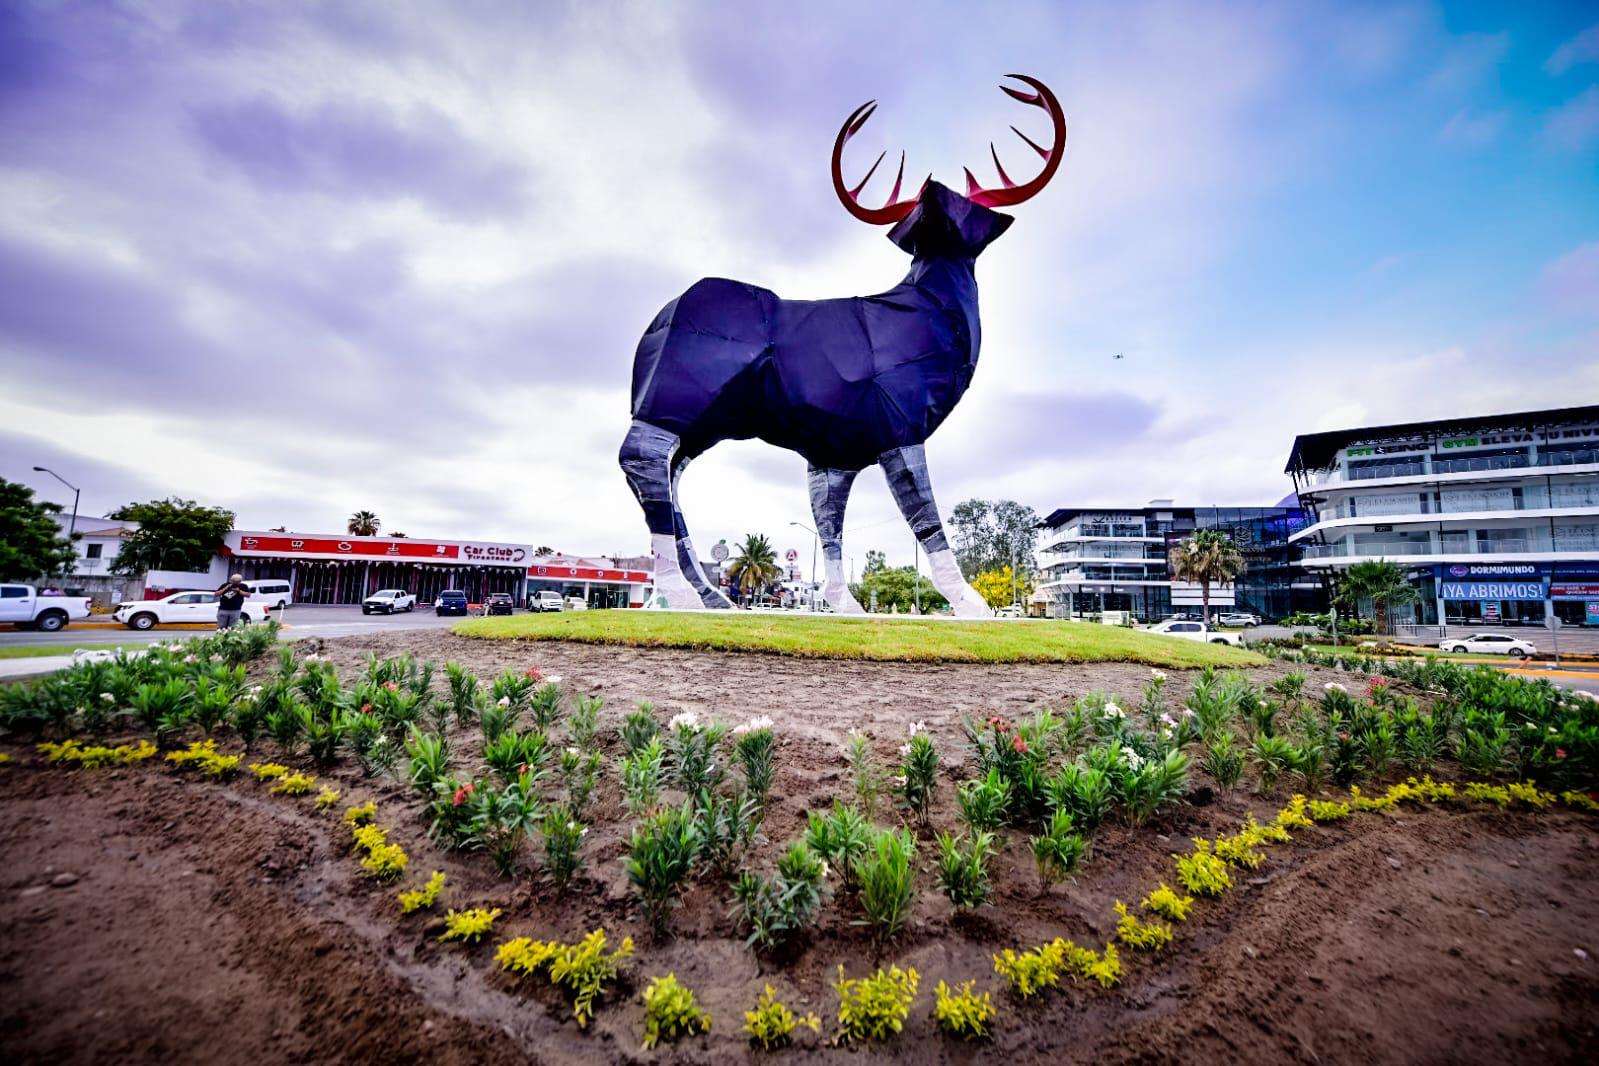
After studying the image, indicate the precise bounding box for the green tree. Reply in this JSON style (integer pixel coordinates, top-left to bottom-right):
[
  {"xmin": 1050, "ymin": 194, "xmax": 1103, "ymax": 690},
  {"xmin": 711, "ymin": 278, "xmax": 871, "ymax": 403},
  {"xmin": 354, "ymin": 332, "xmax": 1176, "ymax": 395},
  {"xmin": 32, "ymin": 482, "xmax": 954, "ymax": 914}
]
[
  {"xmin": 110, "ymin": 498, "xmax": 235, "ymax": 575},
  {"xmin": 534, "ymin": 545, "xmax": 555, "ymax": 556},
  {"xmin": 726, "ymin": 534, "xmax": 781, "ymax": 603},
  {"xmin": 863, "ymin": 549, "xmax": 888, "ymax": 575},
  {"xmin": 1167, "ymin": 529, "xmax": 1244, "ymax": 624},
  {"xmin": 0, "ymin": 478, "xmax": 77, "ymax": 581},
  {"xmin": 1333, "ymin": 559, "xmax": 1418, "ymax": 648},
  {"xmin": 850, "ymin": 565, "xmax": 947, "ymax": 614},
  {"xmin": 348, "ymin": 510, "xmax": 381, "ymax": 536},
  {"xmin": 949, "ymin": 499, "xmax": 1039, "ymax": 580}
]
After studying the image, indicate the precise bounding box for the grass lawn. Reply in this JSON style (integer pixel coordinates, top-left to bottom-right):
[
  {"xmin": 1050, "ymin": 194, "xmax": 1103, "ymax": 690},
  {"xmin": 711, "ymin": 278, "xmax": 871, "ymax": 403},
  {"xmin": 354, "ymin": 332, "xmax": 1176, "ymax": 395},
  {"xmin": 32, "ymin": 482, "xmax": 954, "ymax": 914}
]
[
  {"xmin": 454, "ymin": 611, "xmax": 1264, "ymax": 667},
  {"xmin": 0, "ymin": 643, "xmax": 150, "ymax": 660}
]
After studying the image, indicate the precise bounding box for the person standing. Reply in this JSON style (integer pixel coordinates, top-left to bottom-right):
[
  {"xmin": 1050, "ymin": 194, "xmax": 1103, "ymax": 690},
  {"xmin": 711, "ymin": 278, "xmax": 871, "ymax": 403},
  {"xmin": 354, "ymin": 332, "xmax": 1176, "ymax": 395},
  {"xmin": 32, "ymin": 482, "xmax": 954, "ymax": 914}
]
[{"xmin": 216, "ymin": 573, "xmax": 249, "ymax": 630}]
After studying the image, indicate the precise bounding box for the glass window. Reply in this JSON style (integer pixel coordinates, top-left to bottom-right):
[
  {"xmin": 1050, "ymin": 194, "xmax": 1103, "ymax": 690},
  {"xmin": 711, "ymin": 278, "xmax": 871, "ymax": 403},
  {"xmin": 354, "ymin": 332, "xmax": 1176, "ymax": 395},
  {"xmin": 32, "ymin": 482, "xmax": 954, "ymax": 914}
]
[
  {"xmin": 86, "ymin": 543, "xmax": 103, "ymax": 559},
  {"xmin": 0, "ymin": 587, "xmax": 25, "ymax": 598}
]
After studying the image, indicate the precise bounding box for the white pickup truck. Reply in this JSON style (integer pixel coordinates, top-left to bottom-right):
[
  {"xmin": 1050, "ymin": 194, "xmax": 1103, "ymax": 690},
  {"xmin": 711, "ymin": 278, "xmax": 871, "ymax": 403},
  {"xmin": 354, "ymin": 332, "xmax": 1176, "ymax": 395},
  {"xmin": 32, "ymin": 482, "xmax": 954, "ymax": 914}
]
[
  {"xmin": 113, "ymin": 591, "xmax": 272, "ymax": 630},
  {"xmin": 1143, "ymin": 618, "xmax": 1244, "ymax": 646},
  {"xmin": 0, "ymin": 584, "xmax": 93, "ymax": 632}
]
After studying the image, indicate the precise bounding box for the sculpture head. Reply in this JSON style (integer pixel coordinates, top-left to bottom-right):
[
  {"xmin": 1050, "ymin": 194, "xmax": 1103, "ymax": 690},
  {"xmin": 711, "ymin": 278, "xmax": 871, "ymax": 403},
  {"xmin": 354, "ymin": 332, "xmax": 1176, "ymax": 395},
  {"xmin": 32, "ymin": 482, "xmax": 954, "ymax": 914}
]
[{"xmin": 830, "ymin": 73, "xmax": 1066, "ymax": 259}]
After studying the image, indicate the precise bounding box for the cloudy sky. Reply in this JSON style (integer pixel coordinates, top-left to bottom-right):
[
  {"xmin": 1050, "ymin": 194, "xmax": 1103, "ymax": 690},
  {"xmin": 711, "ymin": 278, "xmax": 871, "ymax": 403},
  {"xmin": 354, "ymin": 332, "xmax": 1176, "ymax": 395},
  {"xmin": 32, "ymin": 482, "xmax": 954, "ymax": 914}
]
[{"xmin": 2, "ymin": 0, "xmax": 1597, "ymax": 568}]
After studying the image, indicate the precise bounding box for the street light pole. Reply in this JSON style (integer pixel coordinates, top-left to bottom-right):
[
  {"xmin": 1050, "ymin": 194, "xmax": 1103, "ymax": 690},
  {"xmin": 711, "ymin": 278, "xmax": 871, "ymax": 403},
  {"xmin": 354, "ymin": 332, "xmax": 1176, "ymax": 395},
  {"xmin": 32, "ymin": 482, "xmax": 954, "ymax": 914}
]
[
  {"xmin": 33, "ymin": 466, "xmax": 80, "ymax": 577},
  {"xmin": 789, "ymin": 521, "xmax": 819, "ymax": 612}
]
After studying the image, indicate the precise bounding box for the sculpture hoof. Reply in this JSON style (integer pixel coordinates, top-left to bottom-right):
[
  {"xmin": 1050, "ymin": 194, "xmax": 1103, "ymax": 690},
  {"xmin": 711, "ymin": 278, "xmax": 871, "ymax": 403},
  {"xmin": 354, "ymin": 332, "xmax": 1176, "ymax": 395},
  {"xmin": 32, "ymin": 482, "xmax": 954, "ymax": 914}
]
[
  {"xmin": 824, "ymin": 584, "xmax": 866, "ymax": 614},
  {"xmin": 951, "ymin": 588, "xmax": 991, "ymax": 619}
]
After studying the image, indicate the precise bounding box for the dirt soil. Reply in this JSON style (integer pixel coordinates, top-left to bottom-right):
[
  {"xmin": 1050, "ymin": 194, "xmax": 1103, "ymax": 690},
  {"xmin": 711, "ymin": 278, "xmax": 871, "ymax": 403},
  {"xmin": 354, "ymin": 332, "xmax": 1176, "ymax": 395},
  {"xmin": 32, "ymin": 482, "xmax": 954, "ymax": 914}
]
[{"xmin": 2, "ymin": 631, "xmax": 1597, "ymax": 1064}]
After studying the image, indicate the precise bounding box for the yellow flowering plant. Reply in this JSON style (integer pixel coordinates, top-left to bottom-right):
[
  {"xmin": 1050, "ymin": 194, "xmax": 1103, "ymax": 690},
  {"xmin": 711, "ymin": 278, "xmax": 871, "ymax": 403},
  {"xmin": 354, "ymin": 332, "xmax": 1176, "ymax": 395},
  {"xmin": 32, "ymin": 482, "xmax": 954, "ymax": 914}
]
[
  {"xmin": 834, "ymin": 965, "xmax": 920, "ymax": 1043},
  {"xmin": 496, "ymin": 929, "xmax": 635, "ymax": 1027},
  {"xmin": 1275, "ymin": 794, "xmax": 1314, "ymax": 830},
  {"xmin": 992, "ymin": 940, "xmax": 1067, "ymax": 998},
  {"xmin": 249, "ymin": 762, "xmax": 289, "ymax": 780},
  {"xmin": 164, "ymin": 739, "xmax": 240, "ymax": 778},
  {"xmin": 1175, "ymin": 840, "xmax": 1233, "ymax": 897},
  {"xmin": 1115, "ymin": 901, "xmax": 1173, "ymax": 951},
  {"xmin": 742, "ymin": 985, "xmax": 820, "ymax": 1050},
  {"xmin": 640, "ymin": 973, "xmax": 711, "ymax": 1049},
  {"xmin": 315, "ymin": 786, "xmax": 341, "ymax": 810},
  {"xmin": 439, "ymin": 907, "xmax": 501, "ymax": 944},
  {"xmin": 1142, "ymin": 882, "xmax": 1194, "ymax": 922},
  {"xmin": 932, "ymin": 979, "xmax": 995, "ymax": 1040},
  {"xmin": 1307, "ymin": 798, "xmax": 1352, "ymax": 821},
  {"xmin": 344, "ymin": 800, "xmax": 377, "ymax": 826},
  {"xmin": 398, "ymin": 871, "xmax": 446, "ymax": 914},
  {"xmin": 39, "ymin": 738, "xmax": 156, "ymax": 768},
  {"xmin": 270, "ymin": 772, "xmax": 316, "ymax": 796}
]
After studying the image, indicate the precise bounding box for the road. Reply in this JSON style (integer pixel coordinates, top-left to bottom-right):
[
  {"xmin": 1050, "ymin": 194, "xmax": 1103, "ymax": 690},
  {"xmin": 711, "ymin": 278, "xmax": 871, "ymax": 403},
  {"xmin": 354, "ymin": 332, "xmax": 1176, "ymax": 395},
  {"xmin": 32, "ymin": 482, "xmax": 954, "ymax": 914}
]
[{"xmin": 1, "ymin": 604, "xmax": 469, "ymax": 647}]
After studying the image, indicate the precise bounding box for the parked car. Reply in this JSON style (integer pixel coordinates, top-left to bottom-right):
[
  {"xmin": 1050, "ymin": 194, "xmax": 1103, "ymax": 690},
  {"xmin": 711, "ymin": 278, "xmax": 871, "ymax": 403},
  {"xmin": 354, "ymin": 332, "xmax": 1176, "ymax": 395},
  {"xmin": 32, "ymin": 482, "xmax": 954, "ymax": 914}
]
[
  {"xmin": 113, "ymin": 591, "xmax": 271, "ymax": 631},
  {"xmin": 529, "ymin": 590, "xmax": 564, "ymax": 612},
  {"xmin": 1217, "ymin": 612, "xmax": 1261, "ymax": 628},
  {"xmin": 565, "ymin": 596, "xmax": 589, "ymax": 611},
  {"xmin": 1440, "ymin": 633, "xmax": 1536, "ymax": 658},
  {"xmin": 993, "ymin": 604, "xmax": 1024, "ymax": 618},
  {"xmin": 435, "ymin": 589, "xmax": 469, "ymax": 616},
  {"xmin": 1142, "ymin": 618, "xmax": 1243, "ymax": 646},
  {"xmin": 244, "ymin": 579, "xmax": 293, "ymax": 610},
  {"xmin": 0, "ymin": 584, "xmax": 92, "ymax": 632},
  {"xmin": 362, "ymin": 589, "xmax": 416, "ymax": 614},
  {"xmin": 486, "ymin": 592, "xmax": 515, "ymax": 616}
]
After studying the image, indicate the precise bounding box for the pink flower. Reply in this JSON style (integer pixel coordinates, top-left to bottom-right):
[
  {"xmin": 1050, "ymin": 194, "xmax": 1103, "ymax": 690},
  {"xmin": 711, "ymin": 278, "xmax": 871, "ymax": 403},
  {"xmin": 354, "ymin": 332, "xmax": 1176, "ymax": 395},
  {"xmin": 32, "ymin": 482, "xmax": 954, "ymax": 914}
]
[
  {"xmin": 1555, "ymin": 748, "xmax": 1567, "ymax": 760},
  {"xmin": 452, "ymin": 783, "xmax": 475, "ymax": 807},
  {"xmin": 359, "ymin": 703, "xmax": 373, "ymax": 715},
  {"xmin": 525, "ymin": 667, "xmax": 543, "ymax": 681},
  {"xmin": 1011, "ymin": 735, "xmax": 1029, "ymax": 754},
  {"xmin": 382, "ymin": 680, "xmax": 399, "ymax": 692}
]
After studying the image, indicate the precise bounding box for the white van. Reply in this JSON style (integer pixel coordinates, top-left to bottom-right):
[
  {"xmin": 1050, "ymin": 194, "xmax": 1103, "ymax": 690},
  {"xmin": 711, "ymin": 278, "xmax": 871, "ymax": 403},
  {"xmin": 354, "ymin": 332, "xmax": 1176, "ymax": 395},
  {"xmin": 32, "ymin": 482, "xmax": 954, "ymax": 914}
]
[
  {"xmin": 530, "ymin": 590, "xmax": 564, "ymax": 612},
  {"xmin": 244, "ymin": 579, "xmax": 293, "ymax": 609}
]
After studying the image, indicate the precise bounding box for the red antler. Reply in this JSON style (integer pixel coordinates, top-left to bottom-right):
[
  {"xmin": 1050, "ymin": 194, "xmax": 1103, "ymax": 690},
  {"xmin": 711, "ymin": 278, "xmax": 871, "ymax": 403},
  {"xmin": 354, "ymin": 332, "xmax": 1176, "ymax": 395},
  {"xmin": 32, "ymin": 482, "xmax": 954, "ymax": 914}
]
[
  {"xmin": 963, "ymin": 74, "xmax": 1066, "ymax": 209},
  {"xmin": 831, "ymin": 100, "xmax": 921, "ymax": 225}
]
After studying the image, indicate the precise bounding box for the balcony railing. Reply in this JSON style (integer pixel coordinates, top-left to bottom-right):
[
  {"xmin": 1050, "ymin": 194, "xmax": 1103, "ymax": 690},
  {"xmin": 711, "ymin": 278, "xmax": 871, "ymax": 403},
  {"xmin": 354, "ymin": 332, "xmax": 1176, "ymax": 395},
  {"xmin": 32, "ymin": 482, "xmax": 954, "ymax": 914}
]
[
  {"xmin": 1297, "ymin": 537, "xmax": 1595, "ymax": 559},
  {"xmin": 1306, "ymin": 444, "xmax": 1599, "ymax": 489}
]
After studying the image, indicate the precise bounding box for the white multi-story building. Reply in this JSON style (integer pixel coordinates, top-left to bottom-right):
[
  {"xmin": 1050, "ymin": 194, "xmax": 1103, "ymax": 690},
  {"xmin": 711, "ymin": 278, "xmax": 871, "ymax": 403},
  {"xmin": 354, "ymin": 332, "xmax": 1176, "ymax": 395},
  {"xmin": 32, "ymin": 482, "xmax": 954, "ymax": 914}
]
[
  {"xmin": 1037, "ymin": 500, "xmax": 1320, "ymax": 622},
  {"xmin": 1285, "ymin": 405, "xmax": 1599, "ymax": 629}
]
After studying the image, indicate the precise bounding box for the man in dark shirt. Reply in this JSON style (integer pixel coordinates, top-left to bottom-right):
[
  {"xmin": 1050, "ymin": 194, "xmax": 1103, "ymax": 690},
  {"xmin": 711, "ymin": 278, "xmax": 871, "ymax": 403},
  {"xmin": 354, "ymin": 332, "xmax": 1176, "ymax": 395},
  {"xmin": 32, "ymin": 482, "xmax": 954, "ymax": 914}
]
[{"xmin": 216, "ymin": 573, "xmax": 249, "ymax": 630}]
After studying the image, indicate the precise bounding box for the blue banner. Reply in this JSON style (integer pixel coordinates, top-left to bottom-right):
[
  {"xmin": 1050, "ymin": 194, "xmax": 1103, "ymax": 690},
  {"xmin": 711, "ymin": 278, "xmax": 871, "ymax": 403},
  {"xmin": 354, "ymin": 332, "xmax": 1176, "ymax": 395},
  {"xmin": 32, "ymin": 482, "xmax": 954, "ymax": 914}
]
[{"xmin": 1440, "ymin": 580, "xmax": 1546, "ymax": 601}]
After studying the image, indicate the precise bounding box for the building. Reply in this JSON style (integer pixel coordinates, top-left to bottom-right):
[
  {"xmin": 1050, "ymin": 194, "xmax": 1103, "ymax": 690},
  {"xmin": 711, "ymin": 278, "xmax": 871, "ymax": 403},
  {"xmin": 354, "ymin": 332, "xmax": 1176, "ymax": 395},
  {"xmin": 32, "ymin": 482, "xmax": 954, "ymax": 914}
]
[
  {"xmin": 526, "ymin": 554, "xmax": 652, "ymax": 609},
  {"xmin": 1037, "ymin": 500, "xmax": 1321, "ymax": 621},
  {"xmin": 1284, "ymin": 404, "xmax": 1599, "ymax": 629},
  {"xmin": 221, "ymin": 531, "xmax": 535, "ymax": 605},
  {"xmin": 48, "ymin": 514, "xmax": 142, "ymax": 606}
]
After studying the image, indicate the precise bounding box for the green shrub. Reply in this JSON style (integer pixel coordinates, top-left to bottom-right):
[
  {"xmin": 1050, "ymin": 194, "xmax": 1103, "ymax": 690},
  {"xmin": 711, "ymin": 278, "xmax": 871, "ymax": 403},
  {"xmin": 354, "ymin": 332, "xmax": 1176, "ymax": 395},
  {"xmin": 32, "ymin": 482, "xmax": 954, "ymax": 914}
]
[
  {"xmin": 1201, "ymin": 734, "xmax": 1244, "ymax": 790},
  {"xmin": 1250, "ymin": 733, "xmax": 1295, "ymax": 795},
  {"xmin": 1119, "ymin": 748, "xmax": 1189, "ymax": 826},
  {"xmin": 936, "ymin": 830, "xmax": 993, "ymax": 910},
  {"xmin": 854, "ymin": 828, "xmax": 916, "ymax": 942},
  {"xmin": 730, "ymin": 841, "xmax": 827, "ymax": 953},
  {"xmin": 803, "ymin": 801, "xmax": 871, "ymax": 886},
  {"xmin": 846, "ymin": 729, "xmax": 880, "ymax": 817},
  {"xmin": 625, "ymin": 803, "xmax": 703, "ymax": 933},
  {"xmin": 956, "ymin": 768, "xmax": 1012, "ymax": 833},
  {"xmin": 540, "ymin": 803, "xmax": 586, "ymax": 887},
  {"xmin": 897, "ymin": 728, "xmax": 938, "ymax": 824},
  {"xmin": 1044, "ymin": 762, "xmax": 1114, "ymax": 828},
  {"xmin": 620, "ymin": 702, "xmax": 660, "ymax": 756},
  {"xmin": 1029, "ymin": 809, "xmax": 1086, "ymax": 887},
  {"xmin": 694, "ymin": 785, "xmax": 763, "ymax": 875},
  {"xmin": 733, "ymin": 718, "xmax": 777, "ymax": 807},
  {"xmin": 619, "ymin": 736, "xmax": 665, "ymax": 816},
  {"xmin": 465, "ymin": 772, "xmax": 543, "ymax": 876},
  {"xmin": 567, "ymin": 693, "xmax": 602, "ymax": 751}
]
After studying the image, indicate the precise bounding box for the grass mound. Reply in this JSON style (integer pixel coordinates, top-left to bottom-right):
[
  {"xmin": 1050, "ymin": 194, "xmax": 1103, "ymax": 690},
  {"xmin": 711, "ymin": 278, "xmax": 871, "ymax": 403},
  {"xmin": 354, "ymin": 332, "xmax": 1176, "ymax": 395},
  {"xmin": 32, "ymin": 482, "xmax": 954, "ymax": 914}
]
[{"xmin": 453, "ymin": 612, "xmax": 1263, "ymax": 667}]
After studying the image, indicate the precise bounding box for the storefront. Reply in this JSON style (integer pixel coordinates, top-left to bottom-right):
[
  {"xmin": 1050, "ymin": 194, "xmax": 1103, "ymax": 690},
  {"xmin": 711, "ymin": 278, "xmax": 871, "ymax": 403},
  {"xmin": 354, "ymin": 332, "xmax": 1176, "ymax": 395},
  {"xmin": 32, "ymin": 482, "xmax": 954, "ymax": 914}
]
[
  {"xmin": 221, "ymin": 531, "xmax": 533, "ymax": 605},
  {"xmin": 525, "ymin": 556, "xmax": 651, "ymax": 609},
  {"xmin": 1435, "ymin": 562, "xmax": 1599, "ymax": 628}
]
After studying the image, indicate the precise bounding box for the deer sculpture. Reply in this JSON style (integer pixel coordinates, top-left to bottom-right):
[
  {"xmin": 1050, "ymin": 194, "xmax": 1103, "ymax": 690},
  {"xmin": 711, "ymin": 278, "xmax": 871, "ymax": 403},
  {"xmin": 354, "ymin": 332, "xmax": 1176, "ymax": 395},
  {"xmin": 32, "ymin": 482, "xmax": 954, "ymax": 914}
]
[{"xmin": 621, "ymin": 75, "xmax": 1065, "ymax": 614}]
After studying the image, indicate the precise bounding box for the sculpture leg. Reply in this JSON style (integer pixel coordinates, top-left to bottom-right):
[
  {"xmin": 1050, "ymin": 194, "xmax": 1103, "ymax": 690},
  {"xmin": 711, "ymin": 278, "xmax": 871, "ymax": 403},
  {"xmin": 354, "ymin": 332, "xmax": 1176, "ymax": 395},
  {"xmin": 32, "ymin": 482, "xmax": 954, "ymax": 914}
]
[
  {"xmin": 879, "ymin": 444, "xmax": 990, "ymax": 619},
  {"xmin": 807, "ymin": 465, "xmax": 865, "ymax": 614},
  {"xmin": 671, "ymin": 455, "xmax": 734, "ymax": 609},
  {"xmin": 619, "ymin": 420, "xmax": 705, "ymax": 609}
]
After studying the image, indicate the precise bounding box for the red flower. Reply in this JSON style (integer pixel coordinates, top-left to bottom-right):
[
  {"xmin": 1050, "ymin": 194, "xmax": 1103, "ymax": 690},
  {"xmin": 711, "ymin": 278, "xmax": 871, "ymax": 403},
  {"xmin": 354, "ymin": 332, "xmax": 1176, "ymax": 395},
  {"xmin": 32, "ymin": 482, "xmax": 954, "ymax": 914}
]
[
  {"xmin": 1012, "ymin": 735, "xmax": 1029, "ymax": 754},
  {"xmin": 518, "ymin": 763, "xmax": 531, "ymax": 777},
  {"xmin": 1555, "ymin": 748, "xmax": 1567, "ymax": 760},
  {"xmin": 382, "ymin": 680, "xmax": 399, "ymax": 692},
  {"xmin": 359, "ymin": 703, "xmax": 373, "ymax": 715},
  {"xmin": 452, "ymin": 783, "xmax": 475, "ymax": 807},
  {"xmin": 525, "ymin": 667, "xmax": 543, "ymax": 681}
]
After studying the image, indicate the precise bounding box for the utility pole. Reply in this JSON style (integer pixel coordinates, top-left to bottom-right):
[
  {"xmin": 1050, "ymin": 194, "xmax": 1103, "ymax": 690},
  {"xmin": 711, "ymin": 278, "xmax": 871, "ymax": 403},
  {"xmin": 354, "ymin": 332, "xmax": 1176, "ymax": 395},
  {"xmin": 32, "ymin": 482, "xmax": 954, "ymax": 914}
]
[{"xmin": 913, "ymin": 536, "xmax": 921, "ymax": 615}]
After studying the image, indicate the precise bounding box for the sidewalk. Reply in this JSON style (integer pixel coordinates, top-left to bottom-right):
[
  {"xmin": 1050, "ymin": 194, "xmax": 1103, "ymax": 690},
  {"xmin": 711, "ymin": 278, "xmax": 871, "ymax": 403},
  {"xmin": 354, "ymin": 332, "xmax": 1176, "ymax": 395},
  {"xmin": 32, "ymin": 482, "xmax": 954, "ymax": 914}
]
[{"xmin": 0, "ymin": 656, "xmax": 78, "ymax": 680}]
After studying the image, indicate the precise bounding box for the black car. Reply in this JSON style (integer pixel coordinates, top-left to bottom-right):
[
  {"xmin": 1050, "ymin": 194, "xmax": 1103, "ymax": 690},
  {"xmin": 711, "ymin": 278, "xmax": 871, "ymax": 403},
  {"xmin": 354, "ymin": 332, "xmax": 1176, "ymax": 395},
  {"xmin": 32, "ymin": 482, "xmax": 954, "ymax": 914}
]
[
  {"xmin": 435, "ymin": 589, "xmax": 469, "ymax": 616},
  {"xmin": 486, "ymin": 592, "xmax": 515, "ymax": 616}
]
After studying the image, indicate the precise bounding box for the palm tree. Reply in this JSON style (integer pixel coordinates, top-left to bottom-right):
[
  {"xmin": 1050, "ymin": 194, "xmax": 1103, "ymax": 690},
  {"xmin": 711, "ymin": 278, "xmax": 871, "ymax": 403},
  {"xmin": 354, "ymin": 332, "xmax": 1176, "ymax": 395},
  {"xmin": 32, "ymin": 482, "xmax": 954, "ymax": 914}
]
[
  {"xmin": 1168, "ymin": 529, "xmax": 1244, "ymax": 625},
  {"xmin": 1334, "ymin": 559, "xmax": 1418, "ymax": 648},
  {"xmin": 347, "ymin": 511, "xmax": 381, "ymax": 536},
  {"xmin": 726, "ymin": 534, "xmax": 781, "ymax": 605}
]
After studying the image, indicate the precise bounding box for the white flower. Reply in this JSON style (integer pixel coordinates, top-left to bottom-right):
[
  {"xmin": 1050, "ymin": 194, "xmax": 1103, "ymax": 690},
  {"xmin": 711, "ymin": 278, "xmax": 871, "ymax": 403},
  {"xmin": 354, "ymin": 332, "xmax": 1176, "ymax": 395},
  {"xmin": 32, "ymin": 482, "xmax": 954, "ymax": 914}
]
[
  {"xmin": 820, "ymin": 861, "xmax": 830, "ymax": 879},
  {"xmin": 898, "ymin": 743, "xmax": 911, "ymax": 757},
  {"xmin": 566, "ymin": 746, "xmax": 580, "ymax": 756},
  {"xmin": 100, "ymin": 692, "xmax": 115, "ymax": 702},
  {"xmin": 668, "ymin": 711, "xmax": 699, "ymax": 731},
  {"xmin": 1124, "ymin": 750, "xmax": 1145, "ymax": 771},
  {"xmin": 248, "ymin": 685, "xmax": 263, "ymax": 695},
  {"xmin": 1102, "ymin": 703, "xmax": 1125, "ymax": 720},
  {"xmin": 1160, "ymin": 727, "xmax": 1174, "ymax": 740},
  {"xmin": 578, "ymin": 826, "xmax": 589, "ymax": 837},
  {"xmin": 1150, "ymin": 669, "xmax": 1167, "ymax": 681},
  {"xmin": 543, "ymin": 675, "xmax": 563, "ymax": 686},
  {"xmin": 1323, "ymin": 682, "xmax": 1347, "ymax": 693},
  {"xmin": 734, "ymin": 715, "xmax": 774, "ymax": 735},
  {"xmin": 909, "ymin": 721, "xmax": 926, "ymax": 735},
  {"xmin": 1573, "ymin": 690, "xmax": 1599, "ymax": 703},
  {"xmin": 1259, "ymin": 699, "xmax": 1270, "ymax": 707},
  {"xmin": 183, "ymin": 655, "xmax": 197, "ymax": 664},
  {"xmin": 1159, "ymin": 712, "xmax": 1176, "ymax": 726},
  {"xmin": 892, "ymin": 775, "xmax": 907, "ymax": 788},
  {"xmin": 1181, "ymin": 707, "xmax": 1195, "ymax": 719},
  {"xmin": 497, "ymin": 696, "xmax": 511, "ymax": 707}
]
